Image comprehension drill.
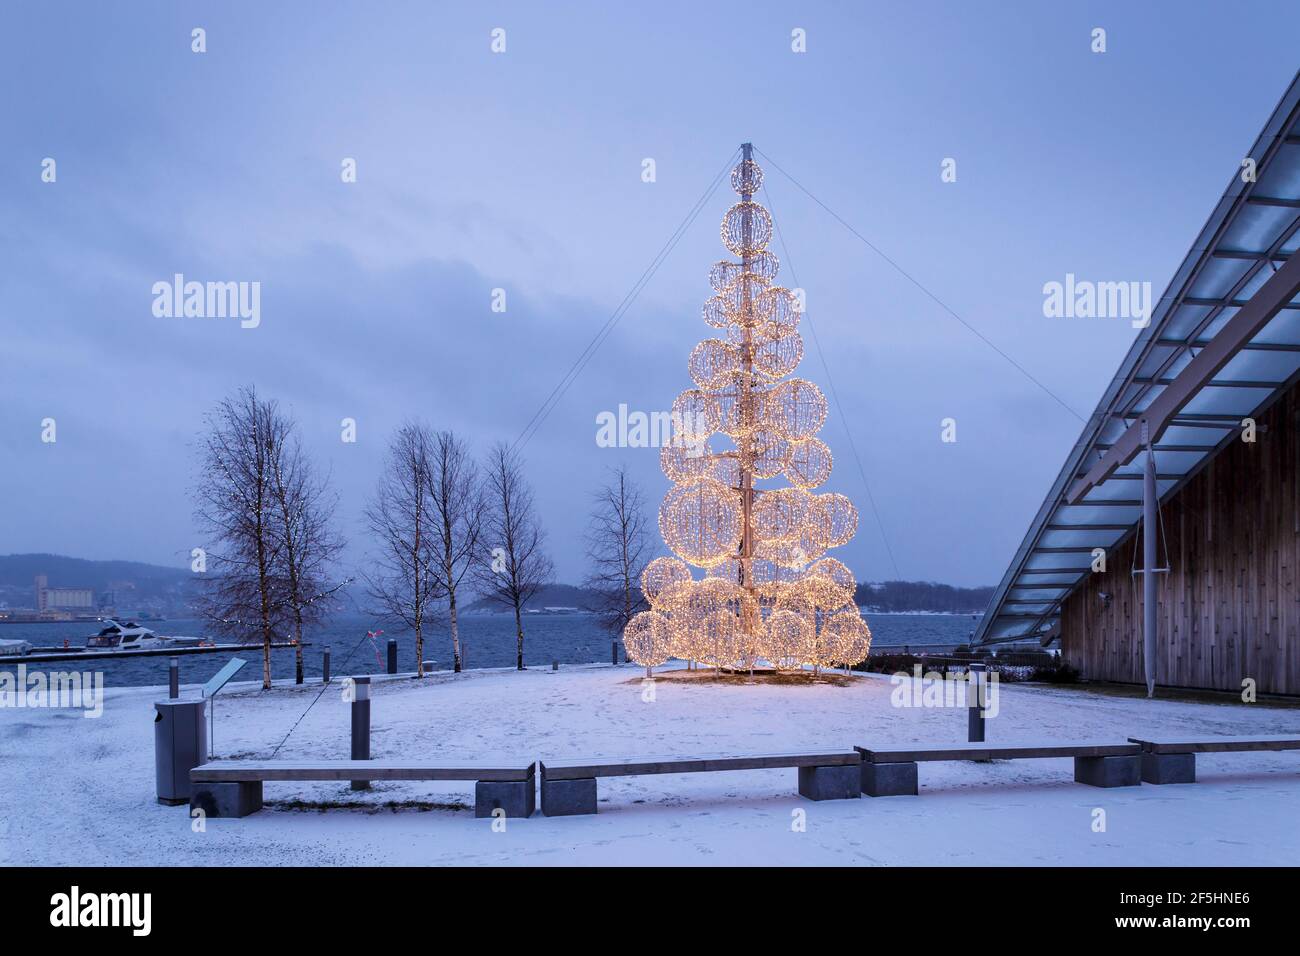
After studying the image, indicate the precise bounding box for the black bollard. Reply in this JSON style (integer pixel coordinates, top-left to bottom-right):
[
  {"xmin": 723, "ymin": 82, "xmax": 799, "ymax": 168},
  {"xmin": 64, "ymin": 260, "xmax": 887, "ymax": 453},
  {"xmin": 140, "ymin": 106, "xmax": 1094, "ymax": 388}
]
[
  {"xmin": 295, "ymin": 654, "xmax": 303, "ymax": 685},
  {"xmin": 612, "ymin": 641, "xmax": 618, "ymax": 666},
  {"xmin": 168, "ymin": 657, "xmax": 179, "ymax": 699},
  {"xmin": 351, "ymin": 676, "xmax": 371, "ymax": 790},
  {"xmin": 968, "ymin": 663, "xmax": 986, "ymax": 743},
  {"xmin": 552, "ymin": 661, "xmax": 558, "ymax": 672},
  {"xmin": 387, "ymin": 639, "xmax": 398, "ymax": 675},
  {"xmin": 322, "ymin": 646, "xmax": 331, "ymax": 684}
]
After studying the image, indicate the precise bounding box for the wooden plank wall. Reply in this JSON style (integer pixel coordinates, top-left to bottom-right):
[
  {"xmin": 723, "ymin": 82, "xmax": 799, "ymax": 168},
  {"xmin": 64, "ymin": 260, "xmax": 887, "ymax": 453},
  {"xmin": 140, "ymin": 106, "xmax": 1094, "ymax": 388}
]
[{"xmin": 1061, "ymin": 382, "xmax": 1300, "ymax": 695}]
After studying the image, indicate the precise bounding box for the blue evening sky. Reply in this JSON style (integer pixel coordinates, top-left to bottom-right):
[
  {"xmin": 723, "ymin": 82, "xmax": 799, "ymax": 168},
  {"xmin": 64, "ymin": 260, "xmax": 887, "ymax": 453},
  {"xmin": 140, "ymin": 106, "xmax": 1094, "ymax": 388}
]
[{"xmin": 2, "ymin": 1, "xmax": 1297, "ymax": 586}]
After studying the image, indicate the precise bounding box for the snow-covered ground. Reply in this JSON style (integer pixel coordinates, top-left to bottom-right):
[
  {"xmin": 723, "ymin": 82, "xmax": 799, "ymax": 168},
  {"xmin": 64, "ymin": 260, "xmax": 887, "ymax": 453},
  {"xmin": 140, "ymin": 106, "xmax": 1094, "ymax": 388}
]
[{"xmin": 2, "ymin": 662, "xmax": 1297, "ymax": 866}]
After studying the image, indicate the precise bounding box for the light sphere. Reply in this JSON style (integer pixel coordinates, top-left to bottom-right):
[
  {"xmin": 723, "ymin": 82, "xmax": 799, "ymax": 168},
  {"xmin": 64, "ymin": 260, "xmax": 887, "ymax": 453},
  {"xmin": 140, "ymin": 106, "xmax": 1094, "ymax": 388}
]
[
  {"xmin": 623, "ymin": 611, "xmax": 673, "ymax": 667},
  {"xmin": 785, "ymin": 436, "xmax": 832, "ymax": 488},
  {"xmin": 659, "ymin": 477, "xmax": 743, "ymax": 567},
  {"xmin": 753, "ymin": 486, "xmax": 812, "ymax": 542},
  {"xmin": 641, "ymin": 557, "xmax": 693, "ymax": 608},
  {"xmin": 753, "ymin": 325, "xmax": 804, "ymax": 380},
  {"xmin": 709, "ymin": 260, "xmax": 744, "ymax": 293},
  {"xmin": 660, "ymin": 440, "xmax": 713, "ymax": 483},
  {"xmin": 747, "ymin": 249, "xmax": 781, "ymax": 280},
  {"xmin": 761, "ymin": 608, "xmax": 811, "ymax": 670},
  {"xmin": 769, "ymin": 377, "xmax": 828, "ymax": 441},
  {"xmin": 731, "ymin": 158, "xmax": 764, "ymax": 195},
  {"xmin": 688, "ymin": 338, "xmax": 739, "ymax": 390},
  {"xmin": 758, "ymin": 286, "xmax": 802, "ymax": 331},
  {"xmin": 806, "ymin": 556, "xmax": 857, "ymax": 608},
  {"xmin": 749, "ymin": 428, "xmax": 791, "ymax": 479},
  {"xmin": 702, "ymin": 294, "xmax": 731, "ymax": 328},
  {"xmin": 825, "ymin": 610, "xmax": 872, "ymax": 666},
  {"xmin": 722, "ymin": 273, "xmax": 773, "ymax": 327},
  {"xmin": 720, "ymin": 201, "xmax": 773, "ymax": 257},
  {"xmin": 671, "ymin": 388, "xmax": 721, "ymax": 441},
  {"xmin": 708, "ymin": 452, "xmax": 741, "ymax": 488},
  {"xmin": 815, "ymin": 492, "xmax": 859, "ymax": 548}
]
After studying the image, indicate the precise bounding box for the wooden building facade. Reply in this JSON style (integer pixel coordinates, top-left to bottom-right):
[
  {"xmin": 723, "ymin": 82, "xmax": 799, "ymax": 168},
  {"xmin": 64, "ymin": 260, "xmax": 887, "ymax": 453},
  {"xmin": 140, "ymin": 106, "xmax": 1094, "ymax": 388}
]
[{"xmin": 1060, "ymin": 381, "xmax": 1300, "ymax": 696}]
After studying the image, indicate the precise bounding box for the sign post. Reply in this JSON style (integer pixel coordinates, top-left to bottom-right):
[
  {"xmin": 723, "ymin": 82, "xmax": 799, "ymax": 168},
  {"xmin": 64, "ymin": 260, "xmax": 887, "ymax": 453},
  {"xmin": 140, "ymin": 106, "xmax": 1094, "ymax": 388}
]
[{"xmin": 202, "ymin": 657, "xmax": 248, "ymax": 760}]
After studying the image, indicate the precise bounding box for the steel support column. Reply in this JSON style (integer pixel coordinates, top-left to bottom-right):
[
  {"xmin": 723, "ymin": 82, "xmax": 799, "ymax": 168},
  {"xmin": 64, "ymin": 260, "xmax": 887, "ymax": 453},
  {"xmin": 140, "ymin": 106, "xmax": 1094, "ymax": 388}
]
[{"xmin": 1142, "ymin": 437, "xmax": 1157, "ymax": 698}]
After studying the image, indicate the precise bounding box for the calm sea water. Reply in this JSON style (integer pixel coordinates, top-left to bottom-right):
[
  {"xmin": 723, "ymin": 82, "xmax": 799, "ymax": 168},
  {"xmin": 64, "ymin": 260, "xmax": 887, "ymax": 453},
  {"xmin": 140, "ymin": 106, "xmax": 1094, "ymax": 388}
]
[{"xmin": 0, "ymin": 611, "xmax": 977, "ymax": 688}]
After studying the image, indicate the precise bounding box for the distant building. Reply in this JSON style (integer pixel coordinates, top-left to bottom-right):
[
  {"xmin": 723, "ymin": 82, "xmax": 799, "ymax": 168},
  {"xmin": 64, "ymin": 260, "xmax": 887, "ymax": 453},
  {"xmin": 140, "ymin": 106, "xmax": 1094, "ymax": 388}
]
[
  {"xmin": 34, "ymin": 575, "xmax": 95, "ymax": 612},
  {"xmin": 101, "ymin": 580, "xmax": 137, "ymax": 610}
]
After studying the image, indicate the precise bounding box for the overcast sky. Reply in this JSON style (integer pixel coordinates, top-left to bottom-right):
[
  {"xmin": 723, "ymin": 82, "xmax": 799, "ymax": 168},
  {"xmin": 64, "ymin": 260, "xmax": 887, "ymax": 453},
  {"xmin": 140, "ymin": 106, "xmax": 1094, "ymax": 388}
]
[{"xmin": 2, "ymin": 1, "xmax": 1297, "ymax": 587}]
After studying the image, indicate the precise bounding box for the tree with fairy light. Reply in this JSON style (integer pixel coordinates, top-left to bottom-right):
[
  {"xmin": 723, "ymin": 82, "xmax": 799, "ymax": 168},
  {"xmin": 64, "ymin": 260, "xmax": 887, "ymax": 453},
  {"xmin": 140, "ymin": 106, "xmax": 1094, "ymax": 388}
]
[{"xmin": 623, "ymin": 145, "xmax": 872, "ymax": 678}]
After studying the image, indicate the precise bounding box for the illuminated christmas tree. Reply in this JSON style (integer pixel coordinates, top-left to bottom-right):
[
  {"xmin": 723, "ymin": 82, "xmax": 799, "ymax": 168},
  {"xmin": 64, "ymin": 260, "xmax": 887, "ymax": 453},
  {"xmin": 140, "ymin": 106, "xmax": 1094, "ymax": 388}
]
[{"xmin": 623, "ymin": 145, "xmax": 872, "ymax": 676}]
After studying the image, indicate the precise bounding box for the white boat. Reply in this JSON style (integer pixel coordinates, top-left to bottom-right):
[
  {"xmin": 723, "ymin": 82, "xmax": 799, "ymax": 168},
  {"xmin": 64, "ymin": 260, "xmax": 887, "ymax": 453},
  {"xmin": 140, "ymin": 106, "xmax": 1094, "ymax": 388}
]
[
  {"xmin": 0, "ymin": 639, "xmax": 32, "ymax": 657},
  {"xmin": 85, "ymin": 619, "xmax": 202, "ymax": 651}
]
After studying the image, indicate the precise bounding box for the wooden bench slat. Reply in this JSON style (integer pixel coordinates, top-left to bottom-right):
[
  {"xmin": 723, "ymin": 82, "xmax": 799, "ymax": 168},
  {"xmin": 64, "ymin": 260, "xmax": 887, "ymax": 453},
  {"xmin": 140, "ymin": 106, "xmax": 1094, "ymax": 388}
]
[
  {"xmin": 540, "ymin": 752, "xmax": 859, "ymax": 780},
  {"xmin": 191, "ymin": 760, "xmax": 534, "ymax": 783},
  {"xmin": 856, "ymin": 742, "xmax": 1140, "ymax": 763},
  {"xmin": 1128, "ymin": 735, "xmax": 1300, "ymax": 754}
]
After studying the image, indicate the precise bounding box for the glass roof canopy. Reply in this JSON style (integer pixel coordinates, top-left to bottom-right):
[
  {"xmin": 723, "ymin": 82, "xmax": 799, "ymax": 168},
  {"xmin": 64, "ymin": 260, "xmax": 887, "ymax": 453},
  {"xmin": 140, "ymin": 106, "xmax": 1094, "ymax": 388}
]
[{"xmin": 975, "ymin": 71, "xmax": 1300, "ymax": 646}]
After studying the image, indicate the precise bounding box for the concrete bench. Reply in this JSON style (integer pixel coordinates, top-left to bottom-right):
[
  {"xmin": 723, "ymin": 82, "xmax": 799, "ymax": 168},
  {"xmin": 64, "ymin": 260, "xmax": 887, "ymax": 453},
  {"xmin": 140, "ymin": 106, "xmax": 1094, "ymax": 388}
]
[
  {"xmin": 1128, "ymin": 734, "xmax": 1300, "ymax": 784},
  {"xmin": 189, "ymin": 760, "xmax": 536, "ymax": 818},
  {"xmin": 855, "ymin": 741, "xmax": 1142, "ymax": 796},
  {"xmin": 538, "ymin": 752, "xmax": 861, "ymax": 815}
]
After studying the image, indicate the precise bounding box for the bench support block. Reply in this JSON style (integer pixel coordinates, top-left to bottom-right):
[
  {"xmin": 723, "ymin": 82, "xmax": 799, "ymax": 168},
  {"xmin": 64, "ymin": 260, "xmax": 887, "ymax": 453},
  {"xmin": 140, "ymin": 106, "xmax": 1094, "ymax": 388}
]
[
  {"xmin": 797, "ymin": 764, "xmax": 861, "ymax": 801},
  {"xmin": 861, "ymin": 761, "xmax": 919, "ymax": 797},
  {"xmin": 1073, "ymin": 754, "xmax": 1141, "ymax": 788},
  {"xmin": 1142, "ymin": 751, "xmax": 1196, "ymax": 785},
  {"xmin": 475, "ymin": 777, "xmax": 536, "ymax": 818},
  {"xmin": 190, "ymin": 781, "xmax": 263, "ymax": 818},
  {"xmin": 541, "ymin": 777, "xmax": 597, "ymax": 816}
]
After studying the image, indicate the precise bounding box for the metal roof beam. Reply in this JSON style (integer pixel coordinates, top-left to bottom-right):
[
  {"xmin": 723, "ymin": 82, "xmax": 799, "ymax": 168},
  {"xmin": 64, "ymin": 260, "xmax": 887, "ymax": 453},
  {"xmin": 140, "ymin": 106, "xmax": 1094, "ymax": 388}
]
[
  {"xmin": 1155, "ymin": 340, "xmax": 1300, "ymax": 352},
  {"xmin": 1181, "ymin": 296, "xmax": 1300, "ymax": 309},
  {"xmin": 1068, "ymin": 252, "xmax": 1300, "ymax": 503},
  {"xmin": 1132, "ymin": 376, "xmax": 1285, "ymax": 388},
  {"xmin": 1094, "ymin": 443, "xmax": 1218, "ymax": 452},
  {"xmin": 1211, "ymin": 249, "xmax": 1291, "ymax": 261},
  {"xmin": 1045, "ymin": 523, "xmax": 1132, "ymax": 530},
  {"xmin": 1245, "ymin": 195, "xmax": 1300, "ymax": 208}
]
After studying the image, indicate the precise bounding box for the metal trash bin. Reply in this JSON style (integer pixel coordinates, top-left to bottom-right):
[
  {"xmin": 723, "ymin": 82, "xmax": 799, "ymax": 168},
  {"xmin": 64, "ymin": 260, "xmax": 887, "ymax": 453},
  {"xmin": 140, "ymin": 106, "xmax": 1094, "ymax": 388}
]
[{"xmin": 154, "ymin": 699, "xmax": 207, "ymax": 805}]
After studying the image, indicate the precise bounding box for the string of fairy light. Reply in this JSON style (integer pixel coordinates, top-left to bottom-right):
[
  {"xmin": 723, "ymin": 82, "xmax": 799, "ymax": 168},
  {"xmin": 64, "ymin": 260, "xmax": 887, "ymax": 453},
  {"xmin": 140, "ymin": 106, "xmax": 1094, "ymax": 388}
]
[{"xmin": 623, "ymin": 148, "xmax": 872, "ymax": 676}]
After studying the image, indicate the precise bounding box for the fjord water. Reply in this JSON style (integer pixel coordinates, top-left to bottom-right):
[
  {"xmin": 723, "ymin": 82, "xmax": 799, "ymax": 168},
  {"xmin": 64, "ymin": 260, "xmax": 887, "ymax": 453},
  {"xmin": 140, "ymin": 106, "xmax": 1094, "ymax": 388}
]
[{"xmin": 0, "ymin": 612, "xmax": 977, "ymax": 688}]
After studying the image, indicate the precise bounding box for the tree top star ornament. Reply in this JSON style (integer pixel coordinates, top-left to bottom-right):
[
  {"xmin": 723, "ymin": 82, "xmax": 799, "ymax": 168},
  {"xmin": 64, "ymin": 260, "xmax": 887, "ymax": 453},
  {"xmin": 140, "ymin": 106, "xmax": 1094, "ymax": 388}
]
[{"xmin": 625, "ymin": 145, "xmax": 872, "ymax": 677}]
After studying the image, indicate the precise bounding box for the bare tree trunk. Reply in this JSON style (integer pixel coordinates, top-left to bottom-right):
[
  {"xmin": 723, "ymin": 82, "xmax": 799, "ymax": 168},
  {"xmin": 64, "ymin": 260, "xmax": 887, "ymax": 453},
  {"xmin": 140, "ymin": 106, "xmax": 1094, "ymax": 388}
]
[
  {"xmin": 413, "ymin": 493, "xmax": 423, "ymax": 677},
  {"xmin": 450, "ymin": 591, "xmax": 462, "ymax": 672},
  {"xmin": 514, "ymin": 601, "xmax": 524, "ymax": 670},
  {"xmin": 255, "ymin": 466, "xmax": 274, "ymax": 689},
  {"xmin": 414, "ymin": 625, "xmax": 422, "ymax": 676}
]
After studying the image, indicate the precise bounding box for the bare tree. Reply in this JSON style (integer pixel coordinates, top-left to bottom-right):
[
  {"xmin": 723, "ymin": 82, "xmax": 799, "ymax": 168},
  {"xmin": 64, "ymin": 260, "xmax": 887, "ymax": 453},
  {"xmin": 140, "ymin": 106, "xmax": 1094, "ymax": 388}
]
[
  {"xmin": 194, "ymin": 386, "xmax": 288, "ymax": 689},
  {"xmin": 477, "ymin": 442, "xmax": 554, "ymax": 670},
  {"xmin": 364, "ymin": 424, "xmax": 443, "ymax": 676},
  {"xmin": 425, "ymin": 430, "xmax": 485, "ymax": 673},
  {"xmin": 583, "ymin": 465, "xmax": 651, "ymax": 637},
  {"xmin": 267, "ymin": 424, "xmax": 348, "ymax": 683}
]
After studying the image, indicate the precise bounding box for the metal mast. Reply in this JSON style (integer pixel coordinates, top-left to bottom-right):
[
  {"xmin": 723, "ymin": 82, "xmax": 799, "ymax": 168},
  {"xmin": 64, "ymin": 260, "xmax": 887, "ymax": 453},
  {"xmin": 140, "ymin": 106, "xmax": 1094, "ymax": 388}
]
[{"xmin": 738, "ymin": 143, "xmax": 757, "ymax": 630}]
